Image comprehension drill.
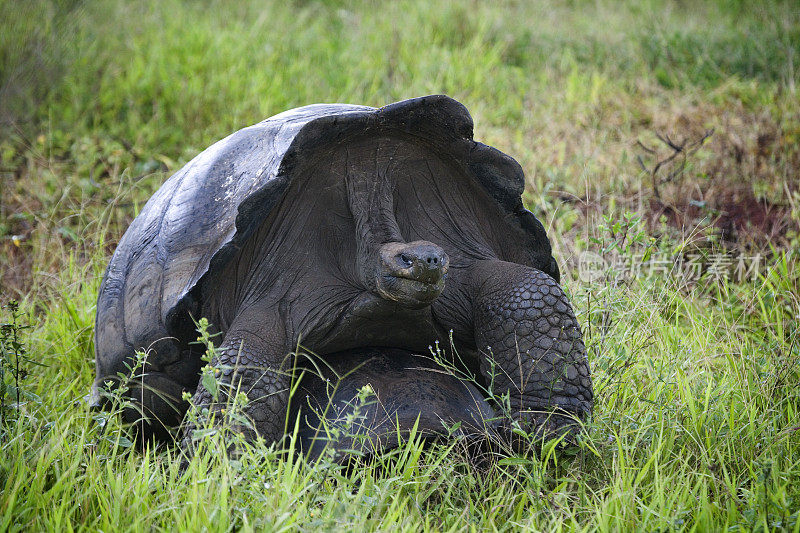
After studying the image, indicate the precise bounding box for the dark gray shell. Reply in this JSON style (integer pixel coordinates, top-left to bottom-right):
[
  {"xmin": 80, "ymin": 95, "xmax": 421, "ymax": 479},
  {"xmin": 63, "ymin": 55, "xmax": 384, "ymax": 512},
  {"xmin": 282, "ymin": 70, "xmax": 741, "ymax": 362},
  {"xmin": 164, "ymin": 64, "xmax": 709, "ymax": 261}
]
[{"xmin": 94, "ymin": 95, "xmax": 557, "ymax": 385}]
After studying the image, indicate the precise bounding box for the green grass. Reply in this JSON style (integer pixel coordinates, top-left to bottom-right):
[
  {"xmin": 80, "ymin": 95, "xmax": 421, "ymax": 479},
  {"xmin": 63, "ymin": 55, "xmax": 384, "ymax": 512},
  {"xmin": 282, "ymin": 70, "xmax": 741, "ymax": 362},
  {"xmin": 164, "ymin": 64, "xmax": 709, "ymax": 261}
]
[{"xmin": 2, "ymin": 0, "xmax": 799, "ymax": 530}]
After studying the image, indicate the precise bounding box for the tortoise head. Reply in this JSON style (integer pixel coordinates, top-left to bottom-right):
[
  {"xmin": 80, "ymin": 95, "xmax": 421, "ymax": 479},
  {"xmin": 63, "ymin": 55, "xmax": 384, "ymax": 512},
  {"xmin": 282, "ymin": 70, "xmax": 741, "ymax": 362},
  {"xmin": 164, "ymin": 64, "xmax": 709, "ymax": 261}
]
[
  {"xmin": 343, "ymin": 157, "xmax": 449, "ymax": 308},
  {"xmin": 374, "ymin": 240, "xmax": 449, "ymax": 309}
]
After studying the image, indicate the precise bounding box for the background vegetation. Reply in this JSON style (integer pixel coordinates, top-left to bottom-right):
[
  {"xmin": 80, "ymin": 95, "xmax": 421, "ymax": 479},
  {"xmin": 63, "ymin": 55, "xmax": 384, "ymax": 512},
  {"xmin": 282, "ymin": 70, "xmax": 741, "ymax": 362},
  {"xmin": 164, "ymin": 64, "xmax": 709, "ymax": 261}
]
[{"xmin": 1, "ymin": 0, "xmax": 799, "ymax": 530}]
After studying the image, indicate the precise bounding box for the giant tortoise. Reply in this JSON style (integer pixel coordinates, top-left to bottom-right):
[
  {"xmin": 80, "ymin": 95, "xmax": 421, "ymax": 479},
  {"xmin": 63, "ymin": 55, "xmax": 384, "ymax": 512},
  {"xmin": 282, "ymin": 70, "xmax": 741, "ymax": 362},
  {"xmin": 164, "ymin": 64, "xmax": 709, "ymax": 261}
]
[{"xmin": 92, "ymin": 95, "xmax": 593, "ymax": 456}]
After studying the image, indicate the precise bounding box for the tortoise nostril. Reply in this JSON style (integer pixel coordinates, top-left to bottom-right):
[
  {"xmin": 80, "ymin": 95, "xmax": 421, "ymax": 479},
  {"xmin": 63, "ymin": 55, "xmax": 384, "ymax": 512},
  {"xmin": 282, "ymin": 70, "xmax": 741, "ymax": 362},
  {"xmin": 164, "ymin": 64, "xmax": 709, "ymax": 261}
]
[{"xmin": 387, "ymin": 241, "xmax": 448, "ymax": 277}]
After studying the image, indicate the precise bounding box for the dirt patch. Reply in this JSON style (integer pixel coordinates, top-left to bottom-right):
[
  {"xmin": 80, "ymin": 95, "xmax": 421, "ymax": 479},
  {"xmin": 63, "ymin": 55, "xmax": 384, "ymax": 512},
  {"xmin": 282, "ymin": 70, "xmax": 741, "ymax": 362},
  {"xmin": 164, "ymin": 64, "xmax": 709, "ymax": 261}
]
[
  {"xmin": 636, "ymin": 101, "xmax": 799, "ymax": 250},
  {"xmin": 648, "ymin": 188, "xmax": 794, "ymax": 247}
]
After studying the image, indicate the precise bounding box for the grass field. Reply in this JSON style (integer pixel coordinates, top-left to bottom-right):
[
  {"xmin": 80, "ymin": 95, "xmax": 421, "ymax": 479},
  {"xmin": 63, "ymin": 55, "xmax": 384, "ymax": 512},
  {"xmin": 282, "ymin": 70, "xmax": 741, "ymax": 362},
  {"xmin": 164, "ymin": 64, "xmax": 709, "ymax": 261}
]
[{"xmin": 2, "ymin": 0, "xmax": 800, "ymax": 530}]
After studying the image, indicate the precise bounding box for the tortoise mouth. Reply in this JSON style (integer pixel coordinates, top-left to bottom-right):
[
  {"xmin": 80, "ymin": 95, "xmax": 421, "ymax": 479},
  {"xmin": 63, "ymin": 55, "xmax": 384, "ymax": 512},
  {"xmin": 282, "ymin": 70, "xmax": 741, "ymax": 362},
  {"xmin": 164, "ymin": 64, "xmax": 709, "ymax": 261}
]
[{"xmin": 376, "ymin": 274, "xmax": 445, "ymax": 308}]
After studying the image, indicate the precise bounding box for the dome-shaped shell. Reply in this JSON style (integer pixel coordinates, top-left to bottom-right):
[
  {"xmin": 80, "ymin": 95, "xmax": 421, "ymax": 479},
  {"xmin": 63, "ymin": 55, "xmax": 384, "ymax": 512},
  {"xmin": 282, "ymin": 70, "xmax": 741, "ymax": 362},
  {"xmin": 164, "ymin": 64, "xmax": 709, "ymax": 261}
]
[
  {"xmin": 290, "ymin": 348, "xmax": 497, "ymax": 462},
  {"xmin": 94, "ymin": 95, "xmax": 557, "ymax": 385}
]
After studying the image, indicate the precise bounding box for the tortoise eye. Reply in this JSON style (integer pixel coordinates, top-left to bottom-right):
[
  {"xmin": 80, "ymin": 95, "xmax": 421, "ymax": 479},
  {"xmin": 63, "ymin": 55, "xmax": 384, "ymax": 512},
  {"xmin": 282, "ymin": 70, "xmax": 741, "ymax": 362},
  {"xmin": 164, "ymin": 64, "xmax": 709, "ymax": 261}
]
[{"xmin": 399, "ymin": 254, "xmax": 413, "ymax": 267}]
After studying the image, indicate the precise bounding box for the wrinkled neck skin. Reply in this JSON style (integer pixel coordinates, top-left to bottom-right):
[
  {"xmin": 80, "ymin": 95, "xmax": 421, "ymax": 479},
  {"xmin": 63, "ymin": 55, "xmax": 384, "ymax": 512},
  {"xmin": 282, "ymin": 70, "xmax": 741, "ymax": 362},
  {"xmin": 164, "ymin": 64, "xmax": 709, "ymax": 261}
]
[
  {"xmin": 346, "ymin": 170, "xmax": 403, "ymax": 290},
  {"xmin": 345, "ymin": 169, "xmax": 449, "ymax": 310}
]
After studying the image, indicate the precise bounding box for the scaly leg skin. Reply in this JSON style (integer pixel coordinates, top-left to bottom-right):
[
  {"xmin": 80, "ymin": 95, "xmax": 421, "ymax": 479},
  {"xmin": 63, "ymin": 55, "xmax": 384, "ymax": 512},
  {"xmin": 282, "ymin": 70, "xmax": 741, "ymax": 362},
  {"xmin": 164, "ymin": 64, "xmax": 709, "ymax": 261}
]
[
  {"xmin": 180, "ymin": 315, "xmax": 291, "ymax": 459},
  {"xmin": 470, "ymin": 260, "xmax": 593, "ymax": 448}
]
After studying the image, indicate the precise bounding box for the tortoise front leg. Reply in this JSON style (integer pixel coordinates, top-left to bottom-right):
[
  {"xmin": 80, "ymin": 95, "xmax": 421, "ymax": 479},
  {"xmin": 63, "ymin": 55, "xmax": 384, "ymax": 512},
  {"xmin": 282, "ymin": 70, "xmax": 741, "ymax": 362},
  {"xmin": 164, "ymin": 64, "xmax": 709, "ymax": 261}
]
[
  {"xmin": 181, "ymin": 311, "xmax": 291, "ymax": 454},
  {"xmin": 469, "ymin": 260, "xmax": 593, "ymax": 443}
]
